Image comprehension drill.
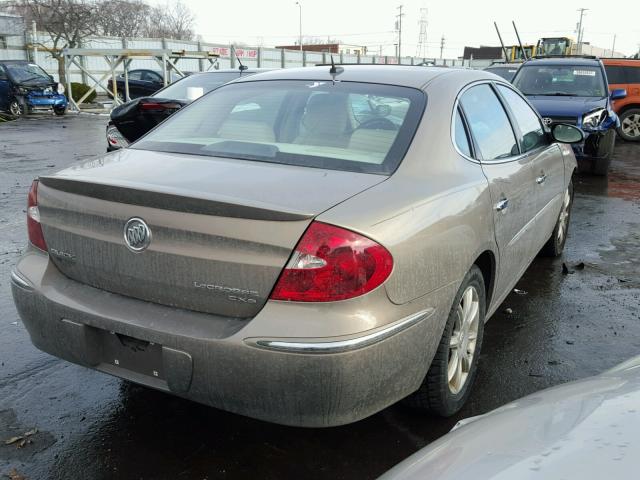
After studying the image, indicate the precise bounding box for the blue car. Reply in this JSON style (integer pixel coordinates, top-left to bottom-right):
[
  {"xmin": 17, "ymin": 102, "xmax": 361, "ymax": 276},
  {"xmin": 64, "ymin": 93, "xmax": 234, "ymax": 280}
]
[
  {"xmin": 512, "ymin": 57, "xmax": 626, "ymax": 175},
  {"xmin": 0, "ymin": 60, "xmax": 68, "ymax": 116}
]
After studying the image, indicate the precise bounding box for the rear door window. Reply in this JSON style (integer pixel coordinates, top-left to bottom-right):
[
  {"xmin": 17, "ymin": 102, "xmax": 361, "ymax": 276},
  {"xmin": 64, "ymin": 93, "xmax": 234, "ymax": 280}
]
[
  {"xmin": 626, "ymin": 66, "xmax": 640, "ymax": 84},
  {"xmin": 605, "ymin": 65, "xmax": 628, "ymax": 85},
  {"xmin": 459, "ymin": 84, "xmax": 519, "ymax": 161},
  {"xmin": 134, "ymin": 80, "xmax": 426, "ymax": 175},
  {"xmin": 497, "ymin": 85, "xmax": 547, "ymax": 152},
  {"xmin": 454, "ymin": 108, "xmax": 472, "ymax": 157}
]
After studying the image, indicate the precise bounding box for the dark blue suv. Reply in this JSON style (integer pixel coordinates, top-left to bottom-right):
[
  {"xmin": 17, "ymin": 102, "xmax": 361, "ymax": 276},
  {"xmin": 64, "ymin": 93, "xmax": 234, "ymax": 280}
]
[{"xmin": 513, "ymin": 57, "xmax": 626, "ymax": 175}]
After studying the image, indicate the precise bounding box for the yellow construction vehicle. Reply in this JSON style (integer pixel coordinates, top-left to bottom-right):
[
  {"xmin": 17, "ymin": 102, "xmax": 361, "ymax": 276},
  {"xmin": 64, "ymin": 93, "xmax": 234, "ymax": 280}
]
[{"xmin": 536, "ymin": 37, "xmax": 575, "ymax": 56}]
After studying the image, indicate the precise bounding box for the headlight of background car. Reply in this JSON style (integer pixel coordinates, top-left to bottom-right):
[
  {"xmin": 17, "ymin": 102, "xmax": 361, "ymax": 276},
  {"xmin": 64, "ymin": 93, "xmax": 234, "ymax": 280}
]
[
  {"xmin": 582, "ymin": 108, "xmax": 607, "ymax": 130},
  {"xmin": 57, "ymin": 83, "xmax": 65, "ymax": 95}
]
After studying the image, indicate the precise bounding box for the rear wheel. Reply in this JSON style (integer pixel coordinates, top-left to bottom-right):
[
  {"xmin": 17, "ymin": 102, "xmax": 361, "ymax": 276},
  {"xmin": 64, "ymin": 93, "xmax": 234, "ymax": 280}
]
[
  {"xmin": 405, "ymin": 266, "xmax": 485, "ymax": 416},
  {"xmin": 53, "ymin": 106, "xmax": 66, "ymax": 116},
  {"xmin": 618, "ymin": 108, "xmax": 640, "ymax": 142}
]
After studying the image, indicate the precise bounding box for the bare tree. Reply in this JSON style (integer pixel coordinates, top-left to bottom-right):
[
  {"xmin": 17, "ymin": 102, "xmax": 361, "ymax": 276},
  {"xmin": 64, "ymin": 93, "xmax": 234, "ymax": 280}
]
[
  {"xmin": 3, "ymin": 0, "xmax": 98, "ymax": 84},
  {"xmin": 144, "ymin": 1, "xmax": 195, "ymax": 41},
  {"xmin": 95, "ymin": 0, "xmax": 150, "ymax": 38}
]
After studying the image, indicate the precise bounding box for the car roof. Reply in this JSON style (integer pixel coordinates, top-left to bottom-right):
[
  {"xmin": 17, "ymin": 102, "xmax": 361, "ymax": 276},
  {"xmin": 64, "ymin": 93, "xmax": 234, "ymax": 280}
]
[
  {"xmin": 232, "ymin": 65, "xmax": 486, "ymax": 89},
  {"xmin": 0, "ymin": 60, "xmax": 33, "ymax": 64},
  {"xmin": 522, "ymin": 57, "xmax": 602, "ymax": 67}
]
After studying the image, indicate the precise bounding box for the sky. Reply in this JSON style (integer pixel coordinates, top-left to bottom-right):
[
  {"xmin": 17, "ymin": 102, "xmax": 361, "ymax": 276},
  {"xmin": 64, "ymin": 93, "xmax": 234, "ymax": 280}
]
[{"xmin": 149, "ymin": 0, "xmax": 640, "ymax": 58}]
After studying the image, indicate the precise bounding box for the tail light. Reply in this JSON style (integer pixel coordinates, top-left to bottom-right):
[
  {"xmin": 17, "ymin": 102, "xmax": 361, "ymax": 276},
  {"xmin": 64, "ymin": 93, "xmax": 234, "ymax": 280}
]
[
  {"xmin": 270, "ymin": 222, "xmax": 393, "ymax": 302},
  {"xmin": 27, "ymin": 180, "xmax": 47, "ymax": 251},
  {"xmin": 139, "ymin": 101, "xmax": 181, "ymax": 111}
]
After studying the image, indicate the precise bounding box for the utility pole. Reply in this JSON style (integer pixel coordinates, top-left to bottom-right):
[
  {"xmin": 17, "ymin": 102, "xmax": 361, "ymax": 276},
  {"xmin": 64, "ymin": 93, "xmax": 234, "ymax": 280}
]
[
  {"xmin": 416, "ymin": 7, "xmax": 428, "ymax": 57},
  {"xmin": 440, "ymin": 35, "xmax": 445, "ymax": 59},
  {"xmin": 610, "ymin": 34, "xmax": 616, "ymax": 57},
  {"xmin": 396, "ymin": 5, "xmax": 404, "ymax": 61},
  {"xmin": 295, "ymin": 1, "xmax": 302, "ymax": 51},
  {"xmin": 576, "ymin": 8, "xmax": 588, "ymax": 54}
]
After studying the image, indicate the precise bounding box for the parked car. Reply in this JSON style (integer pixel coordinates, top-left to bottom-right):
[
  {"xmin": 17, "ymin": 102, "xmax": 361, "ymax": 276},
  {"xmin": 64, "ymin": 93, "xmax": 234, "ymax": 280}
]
[
  {"xmin": 108, "ymin": 69, "xmax": 181, "ymax": 100},
  {"xmin": 11, "ymin": 65, "xmax": 582, "ymax": 427},
  {"xmin": 0, "ymin": 60, "xmax": 68, "ymax": 116},
  {"xmin": 379, "ymin": 355, "xmax": 640, "ymax": 480},
  {"xmin": 107, "ymin": 68, "xmax": 271, "ymax": 150},
  {"xmin": 602, "ymin": 58, "xmax": 640, "ymax": 142},
  {"xmin": 512, "ymin": 56, "xmax": 626, "ymax": 175},
  {"xmin": 483, "ymin": 62, "xmax": 521, "ymax": 82}
]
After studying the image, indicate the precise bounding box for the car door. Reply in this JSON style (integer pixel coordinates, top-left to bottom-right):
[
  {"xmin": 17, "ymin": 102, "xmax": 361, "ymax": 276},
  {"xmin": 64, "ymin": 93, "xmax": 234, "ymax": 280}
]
[
  {"xmin": 0, "ymin": 65, "xmax": 10, "ymax": 111},
  {"xmin": 458, "ymin": 83, "xmax": 538, "ymax": 296},
  {"xmin": 495, "ymin": 84, "xmax": 565, "ymax": 250},
  {"xmin": 140, "ymin": 71, "xmax": 163, "ymax": 95},
  {"xmin": 604, "ymin": 64, "xmax": 629, "ymax": 112}
]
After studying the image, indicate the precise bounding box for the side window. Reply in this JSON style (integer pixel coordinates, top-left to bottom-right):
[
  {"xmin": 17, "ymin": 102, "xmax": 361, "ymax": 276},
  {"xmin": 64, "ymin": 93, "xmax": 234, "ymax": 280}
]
[
  {"xmin": 454, "ymin": 108, "xmax": 472, "ymax": 157},
  {"xmin": 604, "ymin": 65, "xmax": 628, "ymax": 84},
  {"xmin": 0, "ymin": 66, "xmax": 7, "ymax": 80},
  {"xmin": 459, "ymin": 84, "xmax": 519, "ymax": 161},
  {"xmin": 145, "ymin": 71, "xmax": 162, "ymax": 83},
  {"xmin": 497, "ymin": 85, "xmax": 547, "ymax": 152},
  {"xmin": 626, "ymin": 66, "xmax": 640, "ymax": 84},
  {"xmin": 128, "ymin": 71, "xmax": 143, "ymax": 81}
]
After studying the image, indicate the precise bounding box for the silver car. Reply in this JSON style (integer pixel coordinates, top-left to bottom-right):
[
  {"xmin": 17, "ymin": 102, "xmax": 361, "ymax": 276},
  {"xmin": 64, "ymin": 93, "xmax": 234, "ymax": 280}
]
[
  {"xmin": 11, "ymin": 66, "xmax": 582, "ymax": 427},
  {"xmin": 380, "ymin": 355, "xmax": 640, "ymax": 480}
]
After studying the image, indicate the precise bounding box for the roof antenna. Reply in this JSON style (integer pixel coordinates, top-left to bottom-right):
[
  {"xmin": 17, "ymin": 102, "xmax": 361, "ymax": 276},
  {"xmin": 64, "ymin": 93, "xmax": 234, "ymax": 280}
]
[
  {"xmin": 236, "ymin": 53, "xmax": 248, "ymax": 73},
  {"xmin": 329, "ymin": 55, "xmax": 343, "ymax": 84}
]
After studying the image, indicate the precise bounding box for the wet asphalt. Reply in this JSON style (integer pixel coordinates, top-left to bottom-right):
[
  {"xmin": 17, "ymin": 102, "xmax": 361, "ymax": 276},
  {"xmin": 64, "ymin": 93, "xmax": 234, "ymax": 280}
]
[{"xmin": 1, "ymin": 115, "xmax": 639, "ymax": 480}]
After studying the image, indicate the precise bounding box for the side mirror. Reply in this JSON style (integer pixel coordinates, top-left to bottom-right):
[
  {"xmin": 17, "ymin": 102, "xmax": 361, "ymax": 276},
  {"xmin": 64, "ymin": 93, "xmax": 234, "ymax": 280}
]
[
  {"xmin": 610, "ymin": 88, "xmax": 627, "ymax": 100},
  {"xmin": 552, "ymin": 124, "xmax": 584, "ymax": 144}
]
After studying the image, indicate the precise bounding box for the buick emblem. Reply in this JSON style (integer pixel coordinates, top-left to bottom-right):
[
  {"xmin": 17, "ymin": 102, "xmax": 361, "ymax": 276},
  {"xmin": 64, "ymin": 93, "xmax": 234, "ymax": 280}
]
[
  {"xmin": 124, "ymin": 217, "xmax": 151, "ymax": 252},
  {"xmin": 542, "ymin": 117, "xmax": 553, "ymax": 126}
]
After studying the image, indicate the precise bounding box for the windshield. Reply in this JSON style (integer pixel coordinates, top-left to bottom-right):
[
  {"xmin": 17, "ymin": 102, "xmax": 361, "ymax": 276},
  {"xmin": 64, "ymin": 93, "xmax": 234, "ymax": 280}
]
[
  {"xmin": 541, "ymin": 38, "xmax": 569, "ymax": 56},
  {"xmin": 485, "ymin": 66, "xmax": 518, "ymax": 82},
  {"xmin": 134, "ymin": 80, "xmax": 426, "ymax": 175},
  {"xmin": 5, "ymin": 62, "xmax": 51, "ymax": 84},
  {"xmin": 155, "ymin": 72, "xmax": 241, "ymax": 101},
  {"xmin": 513, "ymin": 65, "xmax": 606, "ymax": 97}
]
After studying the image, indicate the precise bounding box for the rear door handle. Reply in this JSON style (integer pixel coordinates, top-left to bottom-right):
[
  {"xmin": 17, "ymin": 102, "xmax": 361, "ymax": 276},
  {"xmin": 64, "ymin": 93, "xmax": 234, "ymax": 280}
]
[
  {"xmin": 536, "ymin": 174, "xmax": 547, "ymax": 184},
  {"xmin": 496, "ymin": 198, "xmax": 509, "ymax": 212}
]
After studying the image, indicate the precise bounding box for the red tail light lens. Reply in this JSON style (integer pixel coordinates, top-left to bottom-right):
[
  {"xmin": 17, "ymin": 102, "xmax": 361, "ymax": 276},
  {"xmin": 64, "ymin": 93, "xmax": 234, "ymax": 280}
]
[
  {"xmin": 27, "ymin": 180, "xmax": 47, "ymax": 252},
  {"xmin": 270, "ymin": 222, "xmax": 393, "ymax": 302},
  {"xmin": 139, "ymin": 101, "xmax": 181, "ymax": 111}
]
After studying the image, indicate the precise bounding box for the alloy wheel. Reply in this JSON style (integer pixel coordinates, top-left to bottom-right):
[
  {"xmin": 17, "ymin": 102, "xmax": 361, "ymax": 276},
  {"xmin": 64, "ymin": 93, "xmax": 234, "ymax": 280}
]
[
  {"xmin": 9, "ymin": 100, "xmax": 22, "ymax": 116},
  {"xmin": 448, "ymin": 286, "xmax": 480, "ymax": 394},
  {"xmin": 621, "ymin": 113, "xmax": 640, "ymax": 139}
]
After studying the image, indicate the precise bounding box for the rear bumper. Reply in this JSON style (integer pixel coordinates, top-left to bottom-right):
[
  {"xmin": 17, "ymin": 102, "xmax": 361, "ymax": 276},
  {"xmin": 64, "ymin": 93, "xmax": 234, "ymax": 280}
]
[{"xmin": 11, "ymin": 249, "xmax": 442, "ymax": 427}]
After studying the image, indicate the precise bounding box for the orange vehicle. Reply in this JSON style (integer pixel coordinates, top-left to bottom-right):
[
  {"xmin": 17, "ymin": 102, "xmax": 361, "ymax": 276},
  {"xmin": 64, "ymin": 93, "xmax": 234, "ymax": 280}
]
[{"xmin": 602, "ymin": 58, "xmax": 640, "ymax": 141}]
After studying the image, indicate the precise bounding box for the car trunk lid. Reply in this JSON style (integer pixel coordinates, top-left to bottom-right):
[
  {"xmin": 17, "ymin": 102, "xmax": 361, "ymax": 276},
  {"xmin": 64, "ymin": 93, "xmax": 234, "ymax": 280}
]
[{"xmin": 36, "ymin": 149, "xmax": 385, "ymax": 318}]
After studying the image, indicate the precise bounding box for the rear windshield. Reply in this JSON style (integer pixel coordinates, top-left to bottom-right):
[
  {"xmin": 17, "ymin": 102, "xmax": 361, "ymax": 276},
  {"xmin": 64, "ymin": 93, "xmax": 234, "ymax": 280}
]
[
  {"xmin": 513, "ymin": 65, "xmax": 606, "ymax": 97},
  {"xmin": 133, "ymin": 80, "xmax": 426, "ymax": 175},
  {"xmin": 156, "ymin": 72, "xmax": 241, "ymax": 100}
]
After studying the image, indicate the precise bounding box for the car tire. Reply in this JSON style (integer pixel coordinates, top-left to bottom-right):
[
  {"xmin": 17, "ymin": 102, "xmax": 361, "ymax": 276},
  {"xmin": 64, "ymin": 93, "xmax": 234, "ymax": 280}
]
[
  {"xmin": 541, "ymin": 179, "xmax": 573, "ymax": 257},
  {"xmin": 617, "ymin": 108, "xmax": 640, "ymax": 142},
  {"xmin": 405, "ymin": 265, "xmax": 485, "ymax": 417},
  {"xmin": 53, "ymin": 107, "xmax": 66, "ymax": 116},
  {"xmin": 591, "ymin": 130, "xmax": 615, "ymax": 176},
  {"xmin": 9, "ymin": 98, "xmax": 24, "ymax": 117}
]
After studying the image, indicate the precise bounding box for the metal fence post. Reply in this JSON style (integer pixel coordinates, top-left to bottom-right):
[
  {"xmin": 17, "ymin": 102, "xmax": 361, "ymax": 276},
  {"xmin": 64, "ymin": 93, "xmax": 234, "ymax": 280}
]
[
  {"xmin": 230, "ymin": 45, "xmax": 236, "ymax": 68},
  {"xmin": 281, "ymin": 49, "xmax": 285, "ymax": 68},
  {"xmin": 357, "ymin": 53, "xmax": 361, "ymax": 64},
  {"xmin": 197, "ymin": 40, "xmax": 205, "ymax": 72},
  {"xmin": 257, "ymin": 47, "xmax": 262, "ymax": 68},
  {"xmin": 322, "ymin": 52, "xmax": 327, "ymax": 64},
  {"xmin": 339, "ymin": 52, "xmax": 344, "ymax": 63},
  {"xmin": 302, "ymin": 50, "xmax": 306, "ymax": 67}
]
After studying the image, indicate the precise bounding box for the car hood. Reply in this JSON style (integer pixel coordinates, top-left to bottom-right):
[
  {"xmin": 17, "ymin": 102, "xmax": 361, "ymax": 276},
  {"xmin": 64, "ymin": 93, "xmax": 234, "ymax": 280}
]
[
  {"xmin": 525, "ymin": 95, "xmax": 607, "ymax": 117},
  {"xmin": 379, "ymin": 355, "xmax": 640, "ymax": 480}
]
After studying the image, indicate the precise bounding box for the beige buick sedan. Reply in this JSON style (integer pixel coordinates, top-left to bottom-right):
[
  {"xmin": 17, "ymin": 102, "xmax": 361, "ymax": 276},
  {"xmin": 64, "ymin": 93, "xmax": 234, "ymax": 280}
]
[{"xmin": 11, "ymin": 66, "xmax": 580, "ymax": 427}]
